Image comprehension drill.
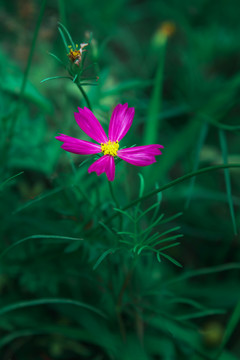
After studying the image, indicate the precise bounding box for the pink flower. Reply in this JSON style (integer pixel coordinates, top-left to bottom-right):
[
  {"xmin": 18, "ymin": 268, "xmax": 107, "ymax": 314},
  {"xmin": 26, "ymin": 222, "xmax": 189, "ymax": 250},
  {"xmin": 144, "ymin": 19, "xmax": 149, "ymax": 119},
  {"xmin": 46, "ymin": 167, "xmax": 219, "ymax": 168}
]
[{"xmin": 56, "ymin": 104, "xmax": 164, "ymax": 181}]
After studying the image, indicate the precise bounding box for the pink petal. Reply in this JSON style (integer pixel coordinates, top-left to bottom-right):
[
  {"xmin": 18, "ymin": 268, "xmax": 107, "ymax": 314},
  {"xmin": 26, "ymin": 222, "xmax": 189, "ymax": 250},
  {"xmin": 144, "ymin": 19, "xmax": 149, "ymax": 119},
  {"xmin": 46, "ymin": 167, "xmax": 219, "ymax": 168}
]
[
  {"xmin": 108, "ymin": 103, "xmax": 135, "ymax": 142},
  {"xmin": 118, "ymin": 145, "xmax": 163, "ymax": 166},
  {"xmin": 56, "ymin": 134, "xmax": 101, "ymax": 155},
  {"xmin": 88, "ymin": 155, "xmax": 115, "ymax": 181},
  {"xmin": 74, "ymin": 107, "xmax": 108, "ymax": 144}
]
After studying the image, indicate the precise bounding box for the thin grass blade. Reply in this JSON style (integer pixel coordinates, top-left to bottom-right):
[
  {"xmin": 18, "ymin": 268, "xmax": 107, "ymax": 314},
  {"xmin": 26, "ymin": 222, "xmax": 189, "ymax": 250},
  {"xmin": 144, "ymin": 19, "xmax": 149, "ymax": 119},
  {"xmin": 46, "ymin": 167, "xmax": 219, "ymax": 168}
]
[
  {"xmin": 219, "ymin": 129, "xmax": 237, "ymax": 235},
  {"xmin": 0, "ymin": 298, "xmax": 106, "ymax": 318},
  {"xmin": 185, "ymin": 122, "xmax": 208, "ymax": 208},
  {"xmin": 0, "ymin": 235, "xmax": 83, "ymax": 258}
]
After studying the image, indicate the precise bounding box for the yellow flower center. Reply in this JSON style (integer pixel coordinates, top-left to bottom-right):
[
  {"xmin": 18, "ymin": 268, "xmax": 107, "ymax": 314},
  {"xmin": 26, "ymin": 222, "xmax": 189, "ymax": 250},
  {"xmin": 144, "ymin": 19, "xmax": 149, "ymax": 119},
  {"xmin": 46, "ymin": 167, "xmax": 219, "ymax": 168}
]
[
  {"xmin": 67, "ymin": 48, "xmax": 81, "ymax": 61},
  {"xmin": 101, "ymin": 140, "xmax": 119, "ymax": 156}
]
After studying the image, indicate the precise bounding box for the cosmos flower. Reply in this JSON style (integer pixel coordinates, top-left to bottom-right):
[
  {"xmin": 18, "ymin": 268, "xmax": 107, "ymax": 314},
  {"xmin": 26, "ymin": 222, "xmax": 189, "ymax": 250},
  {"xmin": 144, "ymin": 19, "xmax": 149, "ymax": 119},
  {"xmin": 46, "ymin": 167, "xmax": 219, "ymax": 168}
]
[{"xmin": 56, "ymin": 104, "xmax": 164, "ymax": 181}]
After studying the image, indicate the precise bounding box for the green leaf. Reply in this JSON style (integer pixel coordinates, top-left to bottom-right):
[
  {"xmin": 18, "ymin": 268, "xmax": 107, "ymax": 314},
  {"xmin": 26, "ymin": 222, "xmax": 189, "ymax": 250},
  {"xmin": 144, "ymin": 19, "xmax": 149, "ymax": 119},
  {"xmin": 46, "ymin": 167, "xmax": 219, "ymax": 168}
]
[
  {"xmin": 151, "ymin": 234, "xmax": 183, "ymax": 248},
  {"xmin": 0, "ymin": 330, "xmax": 43, "ymax": 348},
  {"xmin": 48, "ymin": 52, "xmax": 66, "ymax": 67},
  {"xmin": 160, "ymin": 212, "xmax": 182, "ymax": 225},
  {"xmin": 113, "ymin": 208, "xmax": 134, "ymax": 222},
  {"xmin": 136, "ymin": 202, "xmax": 160, "ymax": 221},
  {"xmin": 143, "ymin": 41, "xmax": 166, "ymax": 150},
  {"xmin": 176, "ymin": 309, "xmax": 226, "ymax": 321},
  {"xmin": 13, "ymin": 186, "xmax": 64, "ymax": 214},
  {"xmin": 219, "ymin": 129, "xmax": 237, "ymax": 235},
  {"xmin": 169, "ymin": 297, "xmax": 207, "ymax": 311},
  {"xmin": 58, "ymin": 26, "xmax": 69, "ymax": 52},
  {"xmin": 214, "ymin": 300, "xmax": 240, "ymax": 359},
  {"xmin": 166, "ymin": 263, "xmax": 240, "ymax": 285},
  {"xmin": 0, "ymin": 298, "xmax": 106, "ymax": 318},
  {"xmin": 117, "ymin": 231, "xmax": 135, "ymax": 237},
  {"xmin": 41, "ymin": 76, "xmax": 72, "ymax": 83},
  {"xmin": 138, "ymin": 173, "xmax": 145, "ymax": 198},
  {"xmin": 122, "ymin": 164, "xmax": 240, "ymax": 212},
  {"xmin": 103, "ymin": 164, "xmax": 240, "ymax": 227},
  {"xmin": 158, "ymin": 242, "xmax": 181, "ymax": 252},
  {"xmin": 158, "ymin": 252, "xmax": 183, "ymax": 268},
  {"xmin": 0, "ymin": 172, "xmax": 24, "ymax": 190},
  {"xmin": 0, "ymin": 235, "xmax": 83, "ymax": 258},
  {"xmin": 146, "ymin": 226, "xmax": 181, "ymax": 245},
  {"xmin": 93, "ymin": 248, "xmax": 119, "ymax": 270},
  {"xmin": 58, "ymin": 22, "xmax": 75, "ymax": 48},
  {"xmin": 185, "ymin": 122, "xmax": 208, "ymax": 208},
  {"xmin": 141, "ymin": 214, "xmax": 165, "ymax": 237}
]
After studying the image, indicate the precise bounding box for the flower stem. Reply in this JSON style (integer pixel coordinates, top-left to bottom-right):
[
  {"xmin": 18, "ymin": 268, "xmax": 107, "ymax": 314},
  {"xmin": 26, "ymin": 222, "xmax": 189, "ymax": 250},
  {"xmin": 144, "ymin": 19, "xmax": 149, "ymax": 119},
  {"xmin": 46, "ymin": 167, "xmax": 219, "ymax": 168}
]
[
  {"xmin": 76, "ymin": 83, "xmax": 92, "ymax": 110},
  {"xmin": 108, "ymin": 181, "xmax": 123, "ymax": 230},
  {"xmin": 108, "ymin": 181, "xmax": 120, "ymax": 209}
]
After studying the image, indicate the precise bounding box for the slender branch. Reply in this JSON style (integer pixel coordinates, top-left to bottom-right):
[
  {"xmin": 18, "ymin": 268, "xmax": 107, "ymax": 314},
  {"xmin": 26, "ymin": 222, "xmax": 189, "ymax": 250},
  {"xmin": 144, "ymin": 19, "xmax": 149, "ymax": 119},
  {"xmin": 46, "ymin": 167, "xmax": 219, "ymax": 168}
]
[
  {"xmin": 103, "ymin": 163, "xmax": 240, "ymax": 225},
  {"xmin": 76, "ymin": 83, "xmax": 92, "ymax": 110}
]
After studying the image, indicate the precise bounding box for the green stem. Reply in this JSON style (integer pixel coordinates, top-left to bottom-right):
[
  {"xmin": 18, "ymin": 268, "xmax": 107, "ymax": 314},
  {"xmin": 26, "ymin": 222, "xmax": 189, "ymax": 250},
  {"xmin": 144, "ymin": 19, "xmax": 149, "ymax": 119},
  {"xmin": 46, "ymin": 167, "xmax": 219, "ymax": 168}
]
[
  {"xmin": 19, "ymin": 0, "xmax": 47, "ymax": 102},
  {"xmin": 125, "ymin": 164, "xmax": 240, "ymax": 210},
  {"xmin": 5, "ymin": 0, "xmax": 47, "ymax": 155},
  {"xmin": 104, "ymin": 163, "xmax": 240, "ymax": 224},
  {"xmin": 214, "ymin": 300, "xmax": 240, "ymax": 359},
  {"xmin": 142, "ymin": 41, "xmax": 166, "ymax": 183},
  {"xmin": 108, "ymin": 181, "xmax": 123, "ymax": 230},
  {"xmin": 143, "ymin": 42, "xmax": 166, "ymax": 146},
  {"xmin": 58, "ymin": 0, "xmax": 67, "ymax": 27},
  {"xmin": 108, "ymin": 181, "xmax": 120, "ymax": 208},
  {"xmin": 76, "ymin": 83, "xmax": 92, "ymax": 110}
]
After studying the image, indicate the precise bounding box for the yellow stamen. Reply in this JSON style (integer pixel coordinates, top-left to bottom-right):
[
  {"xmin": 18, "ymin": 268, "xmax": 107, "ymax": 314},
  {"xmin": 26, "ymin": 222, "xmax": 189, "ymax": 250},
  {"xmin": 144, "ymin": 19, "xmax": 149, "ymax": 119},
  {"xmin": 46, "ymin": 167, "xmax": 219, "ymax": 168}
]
[
  {"xmin": 101, "ymin": 140, "xmax": 119, "ymax": 156},
  {"xmin": 67, "ymin": 48, "xmax": 81, "ymax": 61}
]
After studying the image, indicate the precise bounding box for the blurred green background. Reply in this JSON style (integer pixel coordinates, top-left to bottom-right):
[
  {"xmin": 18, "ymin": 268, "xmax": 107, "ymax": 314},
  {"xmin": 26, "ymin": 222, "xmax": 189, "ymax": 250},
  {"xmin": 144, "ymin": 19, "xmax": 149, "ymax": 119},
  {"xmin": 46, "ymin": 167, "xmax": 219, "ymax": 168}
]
[{"xmin": 0, "ymin": 0, "xmax": 240, "ymax": 359}]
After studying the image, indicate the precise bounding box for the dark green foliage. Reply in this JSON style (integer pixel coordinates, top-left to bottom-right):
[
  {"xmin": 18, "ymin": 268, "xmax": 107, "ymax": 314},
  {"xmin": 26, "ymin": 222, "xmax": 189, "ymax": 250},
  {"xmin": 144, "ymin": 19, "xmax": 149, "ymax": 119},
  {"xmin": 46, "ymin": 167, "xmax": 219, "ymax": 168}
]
[{"xmin": 0, "ymin": 0, "xmax": 240, "ymax": 359}]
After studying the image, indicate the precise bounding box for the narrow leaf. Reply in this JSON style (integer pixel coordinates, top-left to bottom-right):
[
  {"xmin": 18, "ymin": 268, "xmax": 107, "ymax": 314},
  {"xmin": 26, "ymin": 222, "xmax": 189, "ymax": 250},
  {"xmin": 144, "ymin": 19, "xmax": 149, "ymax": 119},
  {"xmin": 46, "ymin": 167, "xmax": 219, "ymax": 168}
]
[
  {"xmin": 176, "ymin": 309, "xmax": 226, "ymax": 321},
  {"xmin": 151, "ymin": 234, "xmax": 183, "ymax": 248},
  {"xmin": 58, "ymin": 26, "xmax": 69, "ymax": 52},
  {"xmin": 58, "ymin": 22, "xmax": 75, "ymax": 48},
  {"xmin": 0, "ymin": 171, "xmax": 24, "ymax": 190},
  {"xmin": 93, "ymin": 248, "xmax": 118, "ymax": 270},
  {"xmin": 113, "ymin": 208, "xmax": 134, "ymax": 221},
  {"xmin": 214, "ymin": 300, "xmax": 240, "ymax": 359},
  {"xmin": 41, "ymin": 76, "xmax": 72, "ymax": 83},
  {"xmin": 48, "ymin": 52, "xmax": 66, "ymax": 67},
  {"xmin": 13, "ymin": 187, "xmax": 64, "ymax": 214},
  {"xmin": 0, "ymin": 298, "xmax": 106, "ymax": 318},
  {"xmin": 159, "ymin": 252, "xmax": 183, "ymax": 268},
  {"xmin": 167, "ymin": 263, "xmax": 240, "ymax": 285},
  {"xmin": 219, "ymin": 129, "xmax": 237, "ymax": 235},
  {"xmin": 0, "ymin": 235, "xmax": 83, "ymax": 258},
  {"xmin": 185, "ymin": 122, "xmax": 208, "ymax": 208}
]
